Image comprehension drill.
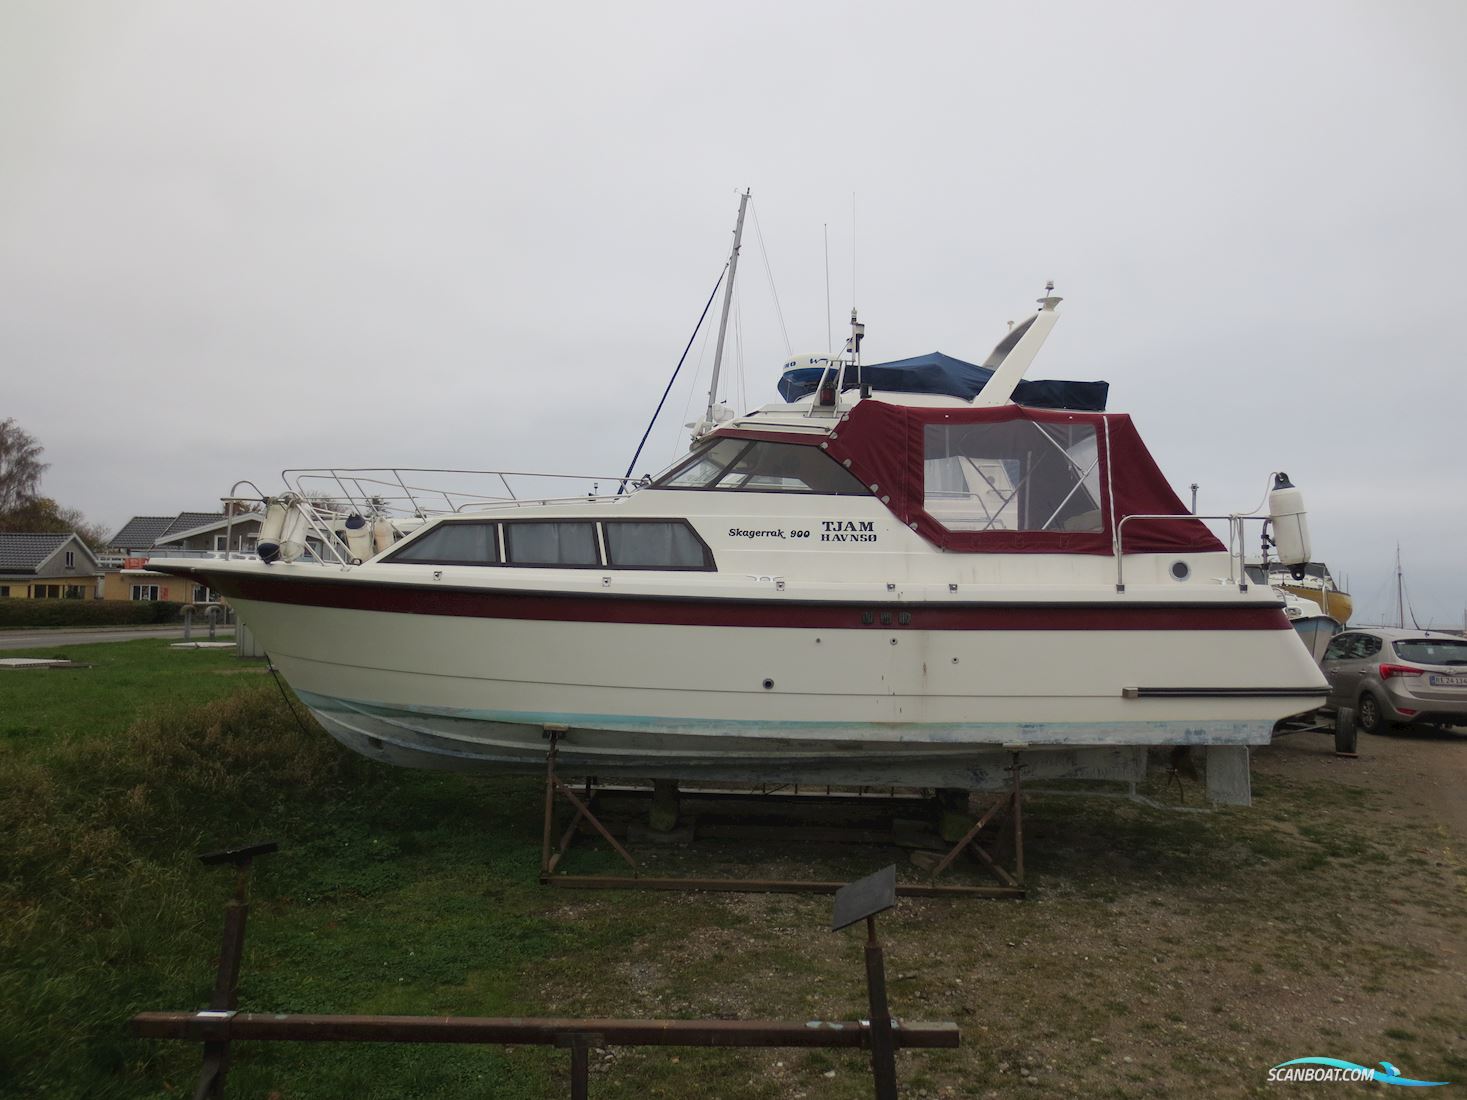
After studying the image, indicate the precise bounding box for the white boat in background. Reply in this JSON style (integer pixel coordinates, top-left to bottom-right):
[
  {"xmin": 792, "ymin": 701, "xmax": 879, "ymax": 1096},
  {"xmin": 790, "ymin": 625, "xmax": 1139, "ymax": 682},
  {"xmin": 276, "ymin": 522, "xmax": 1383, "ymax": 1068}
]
[
  {"xmin": 149, "ymin": 202, "xmax": 1328, "ymax": 807},
  {"xmin": 1280, "ymin": 587, "xmax": 1343, "ymax": 663}
]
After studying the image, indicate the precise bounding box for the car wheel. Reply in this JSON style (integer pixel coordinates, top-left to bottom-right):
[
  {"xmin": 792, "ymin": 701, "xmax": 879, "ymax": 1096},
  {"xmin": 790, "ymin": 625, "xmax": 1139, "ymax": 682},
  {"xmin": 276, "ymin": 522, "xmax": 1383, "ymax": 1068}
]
[{"xmin": 1357, "ymin": 693, "xmax": 1387, "ymax": 735}]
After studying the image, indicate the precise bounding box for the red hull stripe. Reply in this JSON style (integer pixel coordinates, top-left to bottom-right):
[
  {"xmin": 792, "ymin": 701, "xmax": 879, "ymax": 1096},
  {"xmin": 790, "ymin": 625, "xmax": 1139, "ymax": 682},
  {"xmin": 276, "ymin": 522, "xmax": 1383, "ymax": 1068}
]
[{"xmin": 193, "ymin": 571, "xmax": 1292, "ymax": 631}]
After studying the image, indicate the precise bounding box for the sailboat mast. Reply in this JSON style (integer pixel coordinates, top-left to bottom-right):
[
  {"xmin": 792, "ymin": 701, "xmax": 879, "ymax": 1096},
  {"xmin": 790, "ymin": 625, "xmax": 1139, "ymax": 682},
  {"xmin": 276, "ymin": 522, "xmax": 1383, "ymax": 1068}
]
[
  {"xmin": 1396, "ymin": 544, "xmax": 1405, "ymax": 629},
  {"xmin": 706, "ymin": 189, "xmax": 750, "ymax": 426}
]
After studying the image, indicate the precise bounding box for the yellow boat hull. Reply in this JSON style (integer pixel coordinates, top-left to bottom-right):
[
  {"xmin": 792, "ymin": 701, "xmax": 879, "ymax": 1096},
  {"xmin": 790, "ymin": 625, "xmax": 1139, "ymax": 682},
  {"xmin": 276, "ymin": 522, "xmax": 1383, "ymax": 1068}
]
[{"xmin": 1280, "ymin": 584, "xmax": 1352, "ymax": 625}]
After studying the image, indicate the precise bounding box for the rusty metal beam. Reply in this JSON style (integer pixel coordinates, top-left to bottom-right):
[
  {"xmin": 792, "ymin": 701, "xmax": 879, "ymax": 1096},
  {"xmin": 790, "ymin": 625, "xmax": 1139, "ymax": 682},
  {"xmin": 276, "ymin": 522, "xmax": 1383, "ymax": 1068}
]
[{"xmin": 131, "ymin": 1012, "xmax": 960, "ymax": 1050}]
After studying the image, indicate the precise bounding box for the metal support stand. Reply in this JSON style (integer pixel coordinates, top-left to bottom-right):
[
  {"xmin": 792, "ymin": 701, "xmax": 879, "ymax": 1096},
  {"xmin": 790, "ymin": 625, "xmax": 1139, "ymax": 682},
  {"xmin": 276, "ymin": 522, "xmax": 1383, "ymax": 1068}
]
[
  {"xmin": 925, "ymin": 755, "xmax": 1025, "ymax": 892},
  {"xmin": 541, "ymin": 729, "xmax": 638, "ymax": 879},
  {"xmin": 191, "ymin": 841, "xmax": 277, "ymax": 1100},
  {"xmin": 556, "ymin": 1032, "xmax": 596, "ymax": 1100},
  {"xmin": 540, "ymin": 736, "xmax": 1024, "ymax": 899}
]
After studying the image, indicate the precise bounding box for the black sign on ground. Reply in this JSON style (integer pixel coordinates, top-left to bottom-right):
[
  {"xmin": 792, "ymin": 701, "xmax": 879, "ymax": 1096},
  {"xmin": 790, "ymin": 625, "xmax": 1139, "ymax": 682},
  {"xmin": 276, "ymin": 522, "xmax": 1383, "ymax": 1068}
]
[{"xmin": 830, "ymin": 865, "xmax": 897, "ymax": 932}]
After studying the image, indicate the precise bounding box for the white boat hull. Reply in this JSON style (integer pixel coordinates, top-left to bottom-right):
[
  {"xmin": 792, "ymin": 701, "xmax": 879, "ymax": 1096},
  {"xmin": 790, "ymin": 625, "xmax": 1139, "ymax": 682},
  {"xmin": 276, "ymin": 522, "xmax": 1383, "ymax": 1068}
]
[{"xmin": 215, "ymin": 573, "xmax": 1326, "ymax": 804}]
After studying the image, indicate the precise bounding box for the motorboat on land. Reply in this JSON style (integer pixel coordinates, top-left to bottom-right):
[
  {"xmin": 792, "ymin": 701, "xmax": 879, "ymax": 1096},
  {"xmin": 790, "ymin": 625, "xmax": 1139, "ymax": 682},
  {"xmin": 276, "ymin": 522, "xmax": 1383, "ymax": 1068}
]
[
  {"xmin": 1267, "ymin": 561, "xmax": 1352, "ymax": 625},
  {"xmin": 1242, "ymin": 564, "xmax": 1343, "ymax": 662},
  {"xmin": 1279, "ymin": 586, "xmax": 1343, "ymax": 663},
  {"xmin": 151, "ymin": 275, "xmax": 1328, "ymax": 807}
]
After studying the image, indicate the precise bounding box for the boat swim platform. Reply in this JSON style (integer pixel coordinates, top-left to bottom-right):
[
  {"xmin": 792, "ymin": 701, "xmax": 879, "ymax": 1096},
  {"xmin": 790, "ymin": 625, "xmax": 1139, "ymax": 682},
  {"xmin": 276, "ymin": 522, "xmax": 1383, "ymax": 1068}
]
[{"xmin": 537, "ymin": 730, "xmax": 1029, "ymax": 900}]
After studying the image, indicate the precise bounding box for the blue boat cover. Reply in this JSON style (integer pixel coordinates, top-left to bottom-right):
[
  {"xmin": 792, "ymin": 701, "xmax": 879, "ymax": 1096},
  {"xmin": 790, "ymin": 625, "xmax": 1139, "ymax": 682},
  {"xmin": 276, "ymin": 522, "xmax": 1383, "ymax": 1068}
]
[{"xmin": 777, "ymin": 351, "xmax": 1109, "ymax": 411}]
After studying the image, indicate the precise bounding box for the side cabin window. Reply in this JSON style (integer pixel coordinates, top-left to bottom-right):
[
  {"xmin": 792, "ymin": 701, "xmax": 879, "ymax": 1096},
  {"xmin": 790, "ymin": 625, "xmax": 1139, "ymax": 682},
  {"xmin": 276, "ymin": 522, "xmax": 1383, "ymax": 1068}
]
[
  {"xmin": 383, "ymin": 521, "xmax": 500, "ymax": 565},
  {"xmin": 503, "ymin": 522, "xmax": 599, "ymax": 567},
  {"xmin": 923, "ymin": 421, "xmax": 1102, "ymax": 534},
  {"xmin": 382, "ymin": 519, "xmax": 715, "ymax": 571},
  {"xmin": 604, "ymin": 521, "xmax": 713, "ymax": 570},
  {"xmin": 655, "ymin": 439, "xmax": 869, "ymax": 495}
]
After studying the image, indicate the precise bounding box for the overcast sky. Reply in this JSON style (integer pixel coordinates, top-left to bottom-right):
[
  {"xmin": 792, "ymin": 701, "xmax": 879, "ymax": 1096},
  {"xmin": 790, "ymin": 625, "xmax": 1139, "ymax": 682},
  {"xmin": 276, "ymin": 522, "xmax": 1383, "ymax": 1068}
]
[{"xmin": 3, "ymin": 1, "xmax": 1463, "ymax": 625}]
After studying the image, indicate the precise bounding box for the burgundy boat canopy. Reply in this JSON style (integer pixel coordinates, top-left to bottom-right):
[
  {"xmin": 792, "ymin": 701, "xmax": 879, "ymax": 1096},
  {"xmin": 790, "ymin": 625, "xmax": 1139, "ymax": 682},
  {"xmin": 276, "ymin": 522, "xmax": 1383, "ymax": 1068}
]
[{"xmin": 719, "ymin": 401, "xmax": 1222, "ymax": 556}]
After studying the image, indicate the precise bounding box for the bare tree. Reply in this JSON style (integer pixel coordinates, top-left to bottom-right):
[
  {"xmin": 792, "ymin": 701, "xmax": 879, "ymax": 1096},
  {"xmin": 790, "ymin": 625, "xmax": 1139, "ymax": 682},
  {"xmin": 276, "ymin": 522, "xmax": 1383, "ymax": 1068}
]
[
  {"xmin": 0, "ymin": 418, "xmax": 48, "ymax": 514},
  {"xmin": 0, "ymin": 496, "xmax": 110, "ymax": 546}
]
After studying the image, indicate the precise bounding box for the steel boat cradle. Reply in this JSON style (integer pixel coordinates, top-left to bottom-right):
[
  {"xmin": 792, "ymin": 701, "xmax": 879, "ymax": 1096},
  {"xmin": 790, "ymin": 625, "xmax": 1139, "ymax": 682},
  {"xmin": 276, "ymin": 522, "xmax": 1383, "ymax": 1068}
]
[{"xmin": 152, "ymin": 285, "xmax": 1329, "ymax": 812}]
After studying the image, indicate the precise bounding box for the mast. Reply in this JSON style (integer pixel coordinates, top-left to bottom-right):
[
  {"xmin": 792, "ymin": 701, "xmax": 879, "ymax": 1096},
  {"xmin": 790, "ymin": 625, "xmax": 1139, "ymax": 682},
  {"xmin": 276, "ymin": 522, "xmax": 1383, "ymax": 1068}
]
[
  {"xmin": 705, "ymin": 189, "xmax": 750, "ymax": 428},
  {"xmin": 1396, "ymin": 543, "xmax": 1405, "ymax": 629}
]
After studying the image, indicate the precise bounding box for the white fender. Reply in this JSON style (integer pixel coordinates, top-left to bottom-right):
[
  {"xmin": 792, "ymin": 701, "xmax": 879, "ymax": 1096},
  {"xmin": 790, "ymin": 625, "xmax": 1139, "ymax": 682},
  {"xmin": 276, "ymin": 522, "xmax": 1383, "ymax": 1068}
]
[
  {"xmin": 256, "ymin": 500, "xmax": 288, "ymax": 563},
  {"xmin": 1268, "ymin": 472, "xmax": 1311, "ymax": 567},
  {"xmin": 342, "ymin": 514, "xmax": 373, "ymax": 562},
  {"xmin": 371, "ymin": 518, "xmax": 398, "ymax": 555},
  {"xmin": 277, "ymin": 506, "xmax": 311, "ymax": 563}
]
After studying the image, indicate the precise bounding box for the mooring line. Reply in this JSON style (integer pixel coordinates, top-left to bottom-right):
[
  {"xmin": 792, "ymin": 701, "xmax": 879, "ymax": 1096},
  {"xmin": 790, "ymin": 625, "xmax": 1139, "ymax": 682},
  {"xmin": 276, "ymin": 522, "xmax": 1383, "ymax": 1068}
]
[{"xmin": 265, "ymin": 659, "xmax": 314, "ymax": 737}]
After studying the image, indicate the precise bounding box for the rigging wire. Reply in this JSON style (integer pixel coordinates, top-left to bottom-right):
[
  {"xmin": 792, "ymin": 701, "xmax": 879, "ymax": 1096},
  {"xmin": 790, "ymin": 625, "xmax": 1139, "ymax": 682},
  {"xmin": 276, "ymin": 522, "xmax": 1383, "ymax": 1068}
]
[
  {"xmin": 620, "ymin": 264, "xmax": 727, "ymax": 489},
  {"xmin": 748, "ymin": 197, "xmax": 792, "ymax": 356},
  {"xmin": 734, "ymin": 287, "xmax": 748, "ymax": 414},
  {"xmin": 268, "ymin": 662, "xmax": 315, "ymax": 737}
]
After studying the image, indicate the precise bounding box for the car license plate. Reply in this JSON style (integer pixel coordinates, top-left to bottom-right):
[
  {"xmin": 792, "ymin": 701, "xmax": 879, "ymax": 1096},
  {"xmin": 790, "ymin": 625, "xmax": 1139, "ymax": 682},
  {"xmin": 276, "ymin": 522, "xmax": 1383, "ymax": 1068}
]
[{"xmin": 1429, "ymin": 674, "xmax": 1467, "ymax": 687}]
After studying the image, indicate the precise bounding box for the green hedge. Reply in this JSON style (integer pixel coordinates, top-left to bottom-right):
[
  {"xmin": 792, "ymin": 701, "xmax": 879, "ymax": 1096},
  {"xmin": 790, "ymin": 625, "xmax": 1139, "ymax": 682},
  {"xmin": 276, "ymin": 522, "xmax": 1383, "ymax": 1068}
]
[{"xmin": 0, "ymin": 599, "xmax": 185, "ymax": 629}]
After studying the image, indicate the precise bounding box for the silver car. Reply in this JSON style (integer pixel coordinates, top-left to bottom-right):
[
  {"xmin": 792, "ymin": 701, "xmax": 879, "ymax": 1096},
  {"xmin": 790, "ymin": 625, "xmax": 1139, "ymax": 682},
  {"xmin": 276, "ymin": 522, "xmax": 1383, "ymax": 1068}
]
[{"xmin": 1320, "ymin": 627, "xmax": 1467, "ymax": 734}]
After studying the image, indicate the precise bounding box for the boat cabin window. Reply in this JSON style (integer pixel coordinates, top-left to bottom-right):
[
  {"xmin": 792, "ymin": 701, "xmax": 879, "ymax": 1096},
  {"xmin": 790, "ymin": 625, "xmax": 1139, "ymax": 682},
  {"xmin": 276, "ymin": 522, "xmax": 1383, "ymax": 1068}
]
[
  {"xmin": 604, "ymin": 521, "xmax": 713, "ymax": 570},
  {"xmin": 383, "ymin": 521, "xmax": 500, "ymax": 565},
  {"xmin": 656, "ymin": 439, "xmax": 869, "ymax": 495},
  {"xmin": 503, "ymin": 522, "xmax": 600, "ymax": 567},
  {"xmin": 923, "ymin": 421, "xmax": 1102, "ymax": 533}
]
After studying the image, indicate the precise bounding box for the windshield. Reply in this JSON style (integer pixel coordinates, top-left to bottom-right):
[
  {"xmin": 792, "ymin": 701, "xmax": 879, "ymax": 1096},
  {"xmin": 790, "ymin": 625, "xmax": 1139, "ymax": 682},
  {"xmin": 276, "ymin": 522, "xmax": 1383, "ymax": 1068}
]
[
  {"xmin": 655, "ymin": 438, "xmax": 869, "ymax": 495},
  {"xmin": 1392, "ymin": 639, "xmax": 1467, "ymax": 666}
]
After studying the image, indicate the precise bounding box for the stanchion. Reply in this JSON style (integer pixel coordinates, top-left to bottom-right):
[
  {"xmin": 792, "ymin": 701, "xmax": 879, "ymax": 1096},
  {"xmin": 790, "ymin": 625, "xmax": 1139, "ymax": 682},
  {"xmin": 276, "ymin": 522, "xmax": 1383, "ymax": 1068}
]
[
  {"xmin": 832, "ymin": 865, "xmax": 901, "ymax": 1100},
  {"xmin": 191, "ymin": 840, "xmax": 278, "ymax": 1100}
]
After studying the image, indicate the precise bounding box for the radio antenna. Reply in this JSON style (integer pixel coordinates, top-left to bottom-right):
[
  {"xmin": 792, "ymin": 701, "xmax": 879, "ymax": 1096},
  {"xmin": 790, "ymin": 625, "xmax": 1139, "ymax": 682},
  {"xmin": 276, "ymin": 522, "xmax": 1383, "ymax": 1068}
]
[{"xmin": 824, "ymin": 223, "xmax": 833, "ymax": 355}]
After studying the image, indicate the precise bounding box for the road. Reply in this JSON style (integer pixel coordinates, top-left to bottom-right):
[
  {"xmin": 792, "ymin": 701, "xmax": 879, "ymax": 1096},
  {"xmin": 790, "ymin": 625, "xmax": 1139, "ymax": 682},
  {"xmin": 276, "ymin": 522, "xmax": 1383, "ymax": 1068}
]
[{"xmin": 0, "ymin": 625, "xmax": 236, "ymax": 651}]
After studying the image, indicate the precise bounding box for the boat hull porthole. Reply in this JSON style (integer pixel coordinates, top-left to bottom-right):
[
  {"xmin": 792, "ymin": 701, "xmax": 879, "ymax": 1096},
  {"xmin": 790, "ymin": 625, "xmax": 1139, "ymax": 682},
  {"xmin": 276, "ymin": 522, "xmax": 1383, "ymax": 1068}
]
[{"xmin": 1170, "ymin": 561, "xmax": 1190, "ymax": 581}]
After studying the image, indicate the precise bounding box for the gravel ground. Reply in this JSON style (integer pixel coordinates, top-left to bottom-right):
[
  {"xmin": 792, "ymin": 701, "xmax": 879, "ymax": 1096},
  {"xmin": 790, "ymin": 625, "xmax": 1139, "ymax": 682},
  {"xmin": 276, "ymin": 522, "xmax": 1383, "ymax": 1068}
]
[{"xmin": 528, "ymin": 726, "xmax": 1467, "ymax": 1098}]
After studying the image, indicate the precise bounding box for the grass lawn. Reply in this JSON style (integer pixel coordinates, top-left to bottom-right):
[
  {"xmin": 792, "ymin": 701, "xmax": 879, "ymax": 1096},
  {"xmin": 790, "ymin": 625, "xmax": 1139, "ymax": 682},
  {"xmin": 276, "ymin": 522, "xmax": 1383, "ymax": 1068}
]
[
  {"xmin": 1, "ymin": 639, "xmax": 266, "ymax": 757},
  {"xmin": 2, "ymin": 640, "xmax": 1464, "ymax": 1098}
]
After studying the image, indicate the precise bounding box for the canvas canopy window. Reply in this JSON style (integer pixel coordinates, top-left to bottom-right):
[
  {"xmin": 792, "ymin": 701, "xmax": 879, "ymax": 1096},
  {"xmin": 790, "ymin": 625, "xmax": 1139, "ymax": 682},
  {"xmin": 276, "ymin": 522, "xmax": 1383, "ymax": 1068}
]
[
  {"xmin": 716, "ymin": 401, "xmax": 1223, "ymax": 555},
  {"xmin": 923, "ymin": 420, "xmax": 1102, "ymax": 534}
]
